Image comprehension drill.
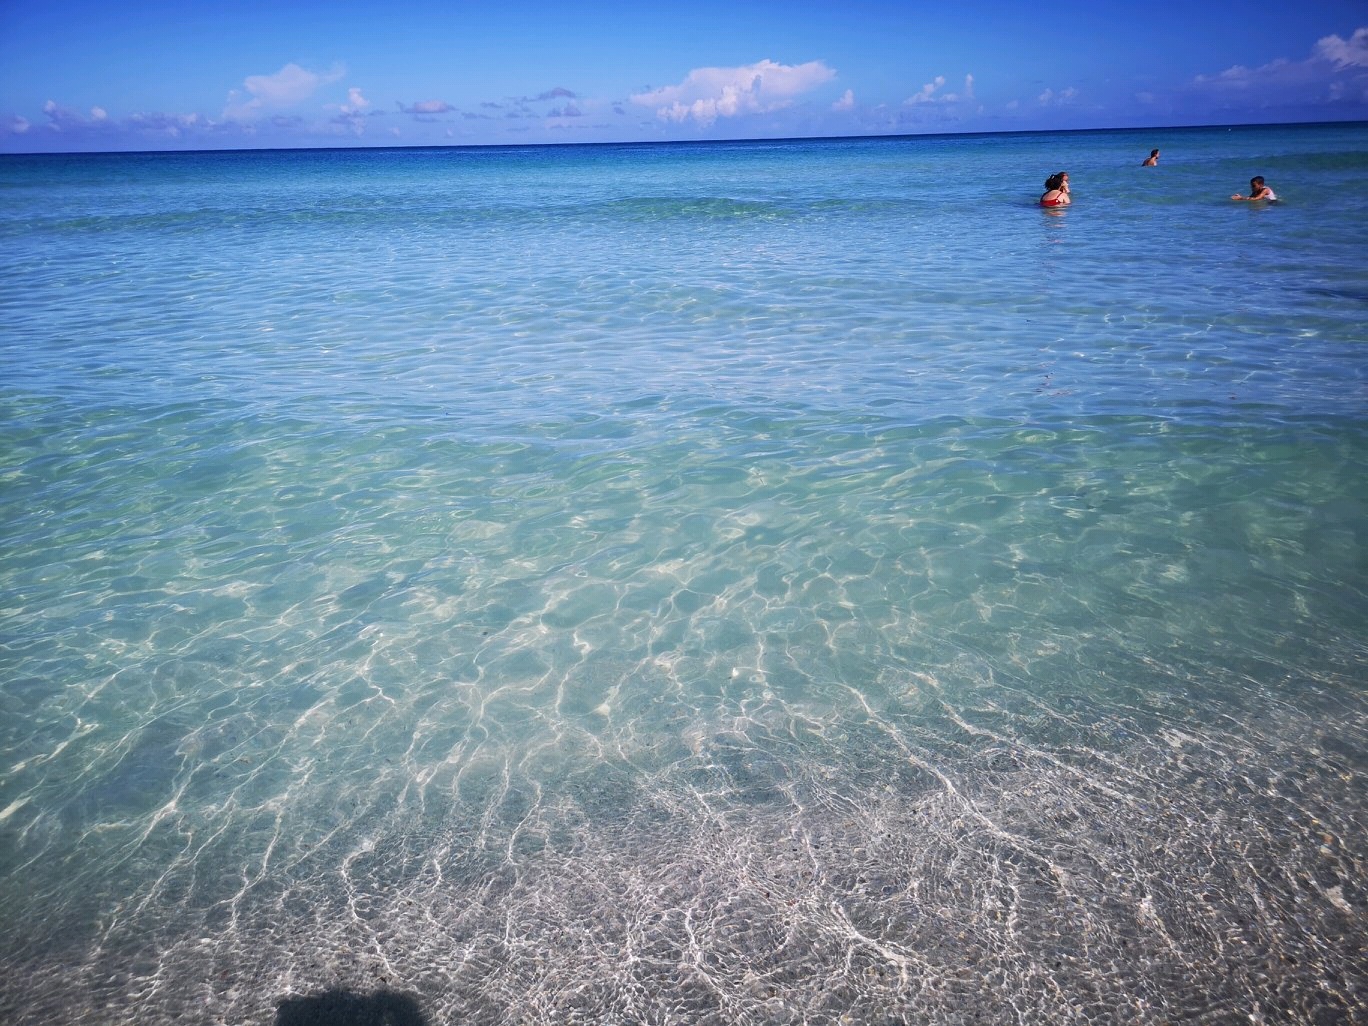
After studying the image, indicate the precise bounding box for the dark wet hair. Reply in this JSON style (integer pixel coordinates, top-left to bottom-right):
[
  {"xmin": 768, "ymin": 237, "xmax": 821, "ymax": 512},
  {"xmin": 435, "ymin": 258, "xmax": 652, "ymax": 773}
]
[
  {"xmin": 1250, "ymin": 176, "xmax": 1265, "ymax": 187},
  {"xmin": 1044, "ymin": 172, "xmax": 1068, "ymax": 191}
]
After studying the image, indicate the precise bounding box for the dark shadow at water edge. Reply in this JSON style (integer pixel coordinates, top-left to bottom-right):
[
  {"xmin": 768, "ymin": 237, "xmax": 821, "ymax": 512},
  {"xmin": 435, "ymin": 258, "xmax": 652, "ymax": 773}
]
[{"xmin": 274, "ymin": 988, "xmax": 430, "ymax": 1026}]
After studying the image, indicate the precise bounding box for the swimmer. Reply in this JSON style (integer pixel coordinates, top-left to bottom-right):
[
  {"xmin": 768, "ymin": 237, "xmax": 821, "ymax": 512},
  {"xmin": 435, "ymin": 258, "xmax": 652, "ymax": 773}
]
[
  {"xmin": 1232, "ymin": 176, "xmax": 1277, "ymax": 202},
  {"xmin": 1040, "ymin": 171, "xmax": 1071, "ymax": 207},
  {"xmin": 1142, "ymin": 149, "xmax": 1160, "ymax": 166}
]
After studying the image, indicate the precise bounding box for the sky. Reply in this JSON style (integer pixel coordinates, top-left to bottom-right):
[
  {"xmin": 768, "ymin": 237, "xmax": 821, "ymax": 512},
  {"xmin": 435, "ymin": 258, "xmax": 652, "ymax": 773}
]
[{"xmin": 1, "ymin": 0, "xmax": 1366, "ymax": 153}]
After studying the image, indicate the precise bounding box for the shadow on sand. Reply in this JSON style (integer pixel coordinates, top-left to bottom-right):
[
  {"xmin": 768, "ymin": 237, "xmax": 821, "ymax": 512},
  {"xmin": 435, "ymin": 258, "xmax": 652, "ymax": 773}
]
[{"xmin": 274, "ymin": 988, "xmax": 430, "ymax": 1026}]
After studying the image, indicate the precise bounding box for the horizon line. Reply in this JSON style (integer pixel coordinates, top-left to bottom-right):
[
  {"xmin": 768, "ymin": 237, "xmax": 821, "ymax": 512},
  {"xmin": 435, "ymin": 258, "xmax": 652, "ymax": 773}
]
[{"xmin": 2, "ymin": 117, "xmax": 1364, "ymax": 159}]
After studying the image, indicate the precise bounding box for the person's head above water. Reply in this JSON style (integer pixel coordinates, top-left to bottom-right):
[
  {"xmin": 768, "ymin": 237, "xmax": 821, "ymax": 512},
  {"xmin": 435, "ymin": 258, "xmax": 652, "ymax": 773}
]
[
  {"xmin": 1232, "ymin": 175, "xmax": 1275, "ymax": 201},
  {"xmin": 1044, "ymin": 172, "xmax": 1068, "ymax": 191}
]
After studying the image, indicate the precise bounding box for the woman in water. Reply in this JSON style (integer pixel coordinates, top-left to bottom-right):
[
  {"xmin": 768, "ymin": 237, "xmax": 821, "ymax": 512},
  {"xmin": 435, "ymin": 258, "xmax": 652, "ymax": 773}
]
[
  {"xmin": 1232, "ymin": 176, "xmax": 1276, "ymax": 201},
  {"xmin": 1040, "ymin": 172, "xmax": 1070, "ymax": 207}
]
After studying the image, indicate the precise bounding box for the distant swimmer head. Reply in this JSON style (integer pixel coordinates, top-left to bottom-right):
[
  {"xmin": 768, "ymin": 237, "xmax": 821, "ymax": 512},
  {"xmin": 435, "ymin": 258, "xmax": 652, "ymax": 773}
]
[{"xmin": 1044, "ymin": 171, "xmax": 1068, "ymax": 191}]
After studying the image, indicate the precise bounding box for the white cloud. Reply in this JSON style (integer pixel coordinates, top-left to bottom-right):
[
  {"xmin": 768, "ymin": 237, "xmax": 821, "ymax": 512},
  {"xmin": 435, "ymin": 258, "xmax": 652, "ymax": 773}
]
[
  {"xmin": 401, "ymin": 99, "xmax": 454, "ymax": 115},
  {"xmin": 245, "ymin": 63, "xmax": 337, "ymax": 105},
  {"xmin": 832, "ymin": 88, "xmax": 854, "ymax": 111},
  {"xmin": 631, "ymin": 59, "xmax": 836, "ymax": 126},
  {"xmin": 906, "ymin": 76, "xmax": 946, "ymax": 104},
  {"xmin": 125, "ymin": 111, "xmax": 206, "ymax": 138},
  {"xmin": 29, "ymin": 99, "xmax": 211, "ymax": 142},
  {"xmin": 1194, "ymin": 26, "xmax": 1368, "ymax": 97},
  {"xmin": 224, "ymin": 63, "xmax": 344, "ymax": 120},
  {"xmin": 905, "ymin": 73, "xmax": 974, "ymax": 105},
  {"xmin": 1038, "ymin": 86, "xmax": 1079, "ymax": 105},
  {"xmin": 1315, "ymin": 27, "xmax": 1368, "ymax": 68},
  {"xmin": 41, "ymin": 100, "xmax": 86, "ymax": 130},
  {"xmin": 328, "ymin": 87, "xmax": 374, "ymax": 136},
  {"xmin": 8, "ymin": 115, "xmax": 30, "ymax": 134}
]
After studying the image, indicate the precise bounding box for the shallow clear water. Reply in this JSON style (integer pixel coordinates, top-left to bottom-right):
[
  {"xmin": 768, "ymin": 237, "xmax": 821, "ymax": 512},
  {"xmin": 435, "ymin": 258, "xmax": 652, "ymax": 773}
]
[{"xmin": 1, "ymin": 124, "xmax": 1366, "ymax": 1025}]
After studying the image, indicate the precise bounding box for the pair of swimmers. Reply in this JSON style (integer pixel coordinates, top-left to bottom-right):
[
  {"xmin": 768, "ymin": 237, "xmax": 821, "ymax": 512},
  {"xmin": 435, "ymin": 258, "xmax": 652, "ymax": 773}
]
[{"xmin": 1038, "ymin": 170, "xmax": 1277, "ymax": 207}]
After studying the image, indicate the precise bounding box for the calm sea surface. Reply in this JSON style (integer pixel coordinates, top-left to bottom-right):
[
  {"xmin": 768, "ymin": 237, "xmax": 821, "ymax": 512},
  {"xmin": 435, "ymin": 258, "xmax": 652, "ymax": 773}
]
[{"xmin": 1, "ymin": 124, "xmax": 1366, "ymax": 1025}]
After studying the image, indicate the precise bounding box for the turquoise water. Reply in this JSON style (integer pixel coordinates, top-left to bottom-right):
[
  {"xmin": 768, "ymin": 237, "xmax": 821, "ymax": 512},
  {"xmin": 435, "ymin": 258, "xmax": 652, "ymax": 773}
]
[{"xmin": 1, "ymin": 123, "xmax": 1365, "ymax": 1024}]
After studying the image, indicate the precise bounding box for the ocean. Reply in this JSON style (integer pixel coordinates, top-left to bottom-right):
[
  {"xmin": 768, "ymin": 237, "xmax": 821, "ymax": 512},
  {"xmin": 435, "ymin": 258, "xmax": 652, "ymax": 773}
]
[{"xmin": 1, "ymin": 122, "xmax": 1365, "ymax": 1025}]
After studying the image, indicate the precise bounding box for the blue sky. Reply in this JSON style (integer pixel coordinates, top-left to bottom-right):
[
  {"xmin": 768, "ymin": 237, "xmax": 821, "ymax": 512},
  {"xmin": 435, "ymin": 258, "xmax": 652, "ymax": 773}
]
[{"xmin": 1, "ymin": 0, "xmax": 1365, "ymax": 152}]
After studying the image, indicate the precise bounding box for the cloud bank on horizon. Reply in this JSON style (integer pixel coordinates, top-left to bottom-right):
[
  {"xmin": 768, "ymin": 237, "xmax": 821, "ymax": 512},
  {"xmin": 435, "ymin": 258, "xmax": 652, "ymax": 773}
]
[{"xmin": 1, "ymin": 13, "xmax": 1365, "ymax": 152}]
